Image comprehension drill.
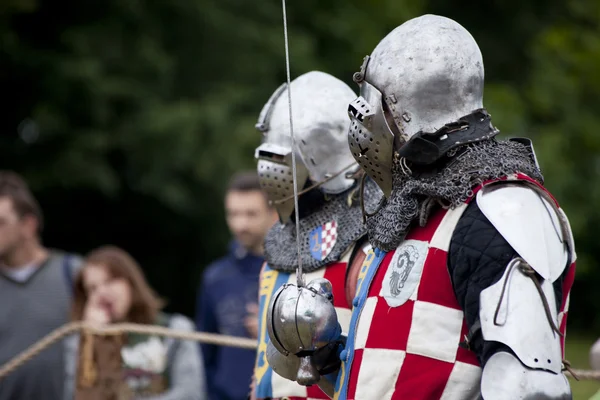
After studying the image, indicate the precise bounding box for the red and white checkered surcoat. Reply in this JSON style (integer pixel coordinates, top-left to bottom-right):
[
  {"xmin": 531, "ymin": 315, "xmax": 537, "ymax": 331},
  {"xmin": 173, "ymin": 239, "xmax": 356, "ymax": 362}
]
[{"xmin": 335, "ymin": 174, "xmax": 576, "ymax": 400}]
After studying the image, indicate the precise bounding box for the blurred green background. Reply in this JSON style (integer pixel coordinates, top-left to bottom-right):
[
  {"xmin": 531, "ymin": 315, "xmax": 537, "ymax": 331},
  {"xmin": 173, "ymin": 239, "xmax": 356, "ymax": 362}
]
[{"xmin": 1, "ymin": 0, "xmax": 599, "ymax": 396}]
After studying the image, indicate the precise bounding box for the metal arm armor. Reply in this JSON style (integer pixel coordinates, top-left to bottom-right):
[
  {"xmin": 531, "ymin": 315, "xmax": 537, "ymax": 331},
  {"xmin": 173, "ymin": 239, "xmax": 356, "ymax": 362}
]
[
  {"xmin": 476, "ymin": 181, "xmax": 575, "ymax": 282},
  {"xmin": 266, "ymin": 278, "xmax": 343, "ymax": 388},
  {"xmin": 266, "ymin": 337, "xmax": 343, "ymax": 398},
  {"xmin": 476, "ymin": 182, "xmax": 575, "ymax": 399}
]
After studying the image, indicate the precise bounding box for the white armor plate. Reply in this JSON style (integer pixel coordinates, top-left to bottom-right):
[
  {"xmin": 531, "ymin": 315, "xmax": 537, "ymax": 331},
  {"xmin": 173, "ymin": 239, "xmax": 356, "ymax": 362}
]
[
  {"xmin": 481, "ymin": 352, "xmax": 571, "ymax": 399},
  {"xmin": 480, "ymin": 258, "xmax": 562, "ymax": 373},
  {"xmin": 476, "ymin": 183, "xmax": 571, "ymax": 282}
]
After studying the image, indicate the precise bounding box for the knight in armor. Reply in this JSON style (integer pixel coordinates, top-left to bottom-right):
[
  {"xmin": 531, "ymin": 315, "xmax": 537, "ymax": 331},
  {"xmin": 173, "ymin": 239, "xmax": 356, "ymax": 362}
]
[
  {"xmin": 252, "ymin": 71, "xmax": 381, "ymax": 400},
  {"xmin": 266, "ymin": 15, "xmax": 577, "ymax": 400}
]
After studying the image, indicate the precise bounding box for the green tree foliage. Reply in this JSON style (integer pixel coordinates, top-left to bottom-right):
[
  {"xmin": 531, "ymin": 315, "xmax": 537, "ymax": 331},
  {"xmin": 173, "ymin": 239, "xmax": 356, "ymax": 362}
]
[
  {"xmin": 0, "ymin": 0, "xmax": 598, "ymax": 329},
  {"xmin": 523, "ymin": 0, "xmax": 600, "ymax": 331}
]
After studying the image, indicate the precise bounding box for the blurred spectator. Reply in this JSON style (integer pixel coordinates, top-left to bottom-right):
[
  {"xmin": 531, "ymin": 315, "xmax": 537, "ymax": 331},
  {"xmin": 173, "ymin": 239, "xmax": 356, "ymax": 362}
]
[
  {"xmin": 195, "ymin": 171, "xmax": 277, "ymax": 400},
  {"xmin": 0, "ymin": 171, "xmax": 82, "ymax": 400},
  {"xmin": 64, "ymin": 245, "xmax": 206, "ymax": 400}
]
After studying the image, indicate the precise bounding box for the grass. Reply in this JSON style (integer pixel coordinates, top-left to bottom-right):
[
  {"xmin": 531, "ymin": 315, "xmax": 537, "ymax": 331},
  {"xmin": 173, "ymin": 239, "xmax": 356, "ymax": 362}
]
[{"xmin": 566, "ymin": 333, "xmax": 600, "ymax": 399}]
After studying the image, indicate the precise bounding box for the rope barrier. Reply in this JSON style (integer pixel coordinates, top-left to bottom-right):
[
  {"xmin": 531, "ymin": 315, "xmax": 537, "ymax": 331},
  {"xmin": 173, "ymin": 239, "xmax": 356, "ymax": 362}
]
[
  {"xmin": 567, "ymin": 369, "xmax": 600, "ymax": 381},
  {"xmin": 0, "ymin": 321, "xmax": 598, "ymax": 382},
  {"xmin": 0, "ymin": 321, "xmax": 257, "ymax": 380}
]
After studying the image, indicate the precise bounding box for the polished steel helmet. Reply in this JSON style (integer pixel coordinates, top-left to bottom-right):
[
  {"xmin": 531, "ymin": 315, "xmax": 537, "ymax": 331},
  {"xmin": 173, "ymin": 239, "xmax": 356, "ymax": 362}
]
[
  {"xmin": 347, "ymin": 15, "xmax": 485, "ymax": 196},
  {"xmin": 255, "ymin": 71, "xmax": 359, "ymax": 222}
]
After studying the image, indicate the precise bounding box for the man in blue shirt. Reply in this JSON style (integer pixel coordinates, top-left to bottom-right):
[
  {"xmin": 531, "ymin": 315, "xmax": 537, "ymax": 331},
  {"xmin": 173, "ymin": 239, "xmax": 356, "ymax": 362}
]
[{"xmin": 196, "ymin": 171, "xmax": 278, "ymax": 400}]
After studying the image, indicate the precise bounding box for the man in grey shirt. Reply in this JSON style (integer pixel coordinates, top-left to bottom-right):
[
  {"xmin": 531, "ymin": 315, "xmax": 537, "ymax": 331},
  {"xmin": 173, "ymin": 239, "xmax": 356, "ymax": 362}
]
[{"xmin": 0, "ymin": 171, "xmax": 81, "ymax": 400}]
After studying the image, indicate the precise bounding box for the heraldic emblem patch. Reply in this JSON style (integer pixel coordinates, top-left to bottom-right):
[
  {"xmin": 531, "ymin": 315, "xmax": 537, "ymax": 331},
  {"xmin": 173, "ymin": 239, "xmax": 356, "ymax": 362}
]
[{"xmin": 309, "ymin": 220, "xmax": 337, "ymax": 261}]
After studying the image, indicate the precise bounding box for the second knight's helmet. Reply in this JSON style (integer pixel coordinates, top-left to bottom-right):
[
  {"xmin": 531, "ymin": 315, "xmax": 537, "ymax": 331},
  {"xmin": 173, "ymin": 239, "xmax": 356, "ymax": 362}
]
[
  {"xmin": 255, "ymin": 71, "xmax": 359, "ymax": 223},
  {"xmin": 347, "ymin": 15, "xmax": 492, "ymax": 197}
]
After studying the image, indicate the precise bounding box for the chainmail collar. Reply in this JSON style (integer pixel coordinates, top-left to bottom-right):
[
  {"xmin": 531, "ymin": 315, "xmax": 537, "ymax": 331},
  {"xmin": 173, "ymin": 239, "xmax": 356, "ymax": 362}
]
[
  {"xmin": 264, "ymin": 178, "xmax": 382, "ymax": 272},
  {"xmin": 367, "ymin": 138, "xmax": 544, "ymax": 252}
]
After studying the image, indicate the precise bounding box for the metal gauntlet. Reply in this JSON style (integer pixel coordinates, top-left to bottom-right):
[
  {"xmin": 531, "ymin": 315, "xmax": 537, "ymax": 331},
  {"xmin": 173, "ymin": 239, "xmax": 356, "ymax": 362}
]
[{"xmin": 266, "ymin": 278, "xmax": 343, "ymax": 387}]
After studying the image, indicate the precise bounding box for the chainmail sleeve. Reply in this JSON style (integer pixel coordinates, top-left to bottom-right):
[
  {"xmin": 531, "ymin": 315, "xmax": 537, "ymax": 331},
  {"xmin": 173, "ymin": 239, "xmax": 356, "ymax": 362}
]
[{"xmin": 447, "ymin": 199, "xmax": 564, "ymax": 366}]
